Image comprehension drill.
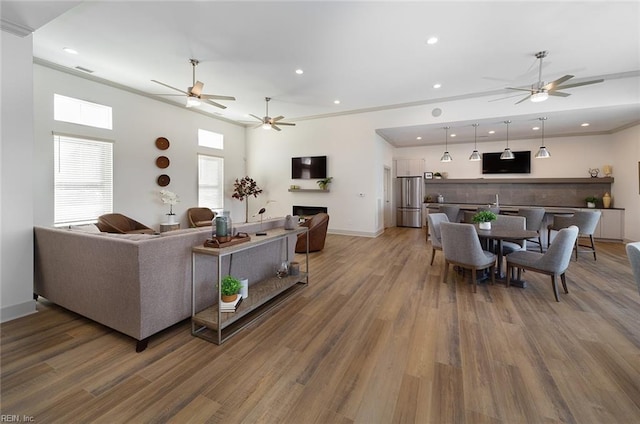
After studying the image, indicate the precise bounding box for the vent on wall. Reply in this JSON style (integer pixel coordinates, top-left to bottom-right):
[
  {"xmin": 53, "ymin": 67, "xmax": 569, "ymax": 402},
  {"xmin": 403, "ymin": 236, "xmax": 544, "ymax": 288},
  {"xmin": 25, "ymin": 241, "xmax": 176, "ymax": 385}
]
[{"xmin": 75, "ymin": 66, "xmax": 94, "ymax": 74}]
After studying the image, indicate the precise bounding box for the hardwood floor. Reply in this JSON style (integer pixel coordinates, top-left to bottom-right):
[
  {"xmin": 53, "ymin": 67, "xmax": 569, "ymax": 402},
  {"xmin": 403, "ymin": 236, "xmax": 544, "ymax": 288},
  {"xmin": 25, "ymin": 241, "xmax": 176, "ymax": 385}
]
[{"xmin": 2, "ymin": 227, "xmax": 639, "ymax": 423}]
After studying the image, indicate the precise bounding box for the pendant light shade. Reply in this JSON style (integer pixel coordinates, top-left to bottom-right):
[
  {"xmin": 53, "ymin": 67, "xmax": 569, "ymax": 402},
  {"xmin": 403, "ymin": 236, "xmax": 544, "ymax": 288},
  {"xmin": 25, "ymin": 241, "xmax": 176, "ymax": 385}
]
[
  {"xmin": 535, "ymin": 117, "xmax": 550, "ymax": 158},
  {"xmin": 500, "ymin": 120, "xmax": 515, "ymax": 160},
  {"xmin": 440, "ymin": 126, "xmax": 452, "ymax": 162},
  {"xmin": 469, "ymin": 123, "xmax": 481, "ymax": 161}
]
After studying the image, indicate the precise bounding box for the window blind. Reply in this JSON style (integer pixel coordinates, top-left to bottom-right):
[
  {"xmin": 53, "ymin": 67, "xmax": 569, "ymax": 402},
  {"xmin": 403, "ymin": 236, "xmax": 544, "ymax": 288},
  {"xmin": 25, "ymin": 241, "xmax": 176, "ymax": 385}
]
[
  {"xmin": 198, "ymin": 154, "xmax": 224, "ymax": 210},
  {"xmin": 54, "ymin": 134, "xmax": 113, "ymax": 225}
]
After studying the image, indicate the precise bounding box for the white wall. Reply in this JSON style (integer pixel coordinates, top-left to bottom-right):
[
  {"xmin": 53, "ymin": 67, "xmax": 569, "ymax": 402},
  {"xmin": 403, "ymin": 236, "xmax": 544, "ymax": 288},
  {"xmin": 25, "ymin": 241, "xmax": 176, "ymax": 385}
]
[
  {"xmin": 33, "ymin": 64, "xmax": 247, "ymax": 229},
  {"xmin": 612, "ymin": 125, "xmax": 640, "ymax": 242},
  {"xmin": 1, "ymin": 32, "xmax": 37, "ymax": 321}
]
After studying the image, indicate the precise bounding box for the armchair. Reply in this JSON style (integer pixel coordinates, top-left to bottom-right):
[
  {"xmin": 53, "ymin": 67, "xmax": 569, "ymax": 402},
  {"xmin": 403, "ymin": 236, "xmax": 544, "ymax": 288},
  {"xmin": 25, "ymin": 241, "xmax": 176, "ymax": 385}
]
[
  {"xmin": 295, "ymin": 213, "xmax": 329, "ymax": 253},
  {"xmin": 187, "ymin": 207, "xmax": 216, "ymax": 228},
  {"xmin": 96, "ymin": 213, "xmax": 154, "ymax": 234}
]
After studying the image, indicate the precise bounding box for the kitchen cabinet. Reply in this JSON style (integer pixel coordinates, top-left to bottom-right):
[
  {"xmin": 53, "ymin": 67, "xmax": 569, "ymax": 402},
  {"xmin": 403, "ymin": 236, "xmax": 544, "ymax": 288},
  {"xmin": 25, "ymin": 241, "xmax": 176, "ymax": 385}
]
[
  {"xmin": 395, "ymin": 159, "xmax": 425, "ymax": 177},
  {"xmin": 589, "ymin": 209, "xmax": 624, "ymax": 240}
]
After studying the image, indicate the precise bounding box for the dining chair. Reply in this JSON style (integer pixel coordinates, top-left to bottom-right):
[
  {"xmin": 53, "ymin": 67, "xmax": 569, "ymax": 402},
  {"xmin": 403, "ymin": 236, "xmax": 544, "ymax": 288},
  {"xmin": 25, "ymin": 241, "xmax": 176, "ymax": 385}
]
[
  {"xmin": 506, "ymin": 226, "xmax": 579, "ymax": 302},
  {"xmin": 427, "ymin": 213, "xmax": 449, "ymax": 266},
  {"xmin": 440, "ymin": 222, "xmax": 496, "ymax": 293},
  {"xmin": 517, "ymin": 207, "xmax": 546, "ymax": 252},
  {"xmin": 625, "ymin": 242, "xmax": 640, "ymax": 294},
  {"xmin": 439, "ymin": 205, "xmax": 460, "ymax": 223},
  {"xmin": 493, "ymin": 215, "xmax": 528, "ymax": 254},
  {"xmin": 547, "ymin": 210, "xmax": 601, "ymax": 260}
]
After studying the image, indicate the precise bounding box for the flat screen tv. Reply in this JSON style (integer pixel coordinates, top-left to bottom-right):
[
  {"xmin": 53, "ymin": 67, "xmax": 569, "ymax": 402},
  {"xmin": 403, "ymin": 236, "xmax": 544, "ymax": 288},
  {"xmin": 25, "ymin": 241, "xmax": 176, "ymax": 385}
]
[
  {"xmin": 292, "ymin": 156, "xmax": 327, "ymax": 179},
  {"xmin": 482, "ymin": 151, "xmax": 531, "ymax": 174}
]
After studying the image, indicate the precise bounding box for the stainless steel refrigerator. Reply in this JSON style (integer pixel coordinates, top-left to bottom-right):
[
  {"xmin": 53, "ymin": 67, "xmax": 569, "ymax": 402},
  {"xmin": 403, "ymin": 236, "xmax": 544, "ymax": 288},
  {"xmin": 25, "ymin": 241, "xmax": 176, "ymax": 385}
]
[{"xmin": 396, "ymin": 176, "xmax": 423, "ymax": 228}]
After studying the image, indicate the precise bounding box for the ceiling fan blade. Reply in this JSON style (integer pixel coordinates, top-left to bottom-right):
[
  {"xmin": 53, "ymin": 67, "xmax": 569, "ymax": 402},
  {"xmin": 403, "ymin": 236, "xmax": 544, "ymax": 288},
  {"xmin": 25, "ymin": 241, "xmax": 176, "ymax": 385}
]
[
  {"xmin": 200, "ymin": 94, "xmax": 236, "ymax": 101},
  {"xmin": 204, "ymin": 99, "xmax": 227, "ymax": 109},
  {"xmin": 515, "ymin": 94, "xmax": 532, "ymax": 105},
  {"xmin": 271, "ymin": 124, "xmax": 282, "ymax": 131},
  {"xmin": 249, "ymin": 114, "xmax": 264, "ymax": 122},
  {"xmin": 554, "ymin": 79, "xmax": 604, "ymax": 90},
  {"xmin": 271, "ymin": 115, "xmax": 285, "ymax": 122},
  {"xmin": 151, "ymin": 80, "xmax": 189, "ymax": 95},
  {"xmin": 252, "ymin": 123, "xmax": 263, "ymax": 129},
  {"xmin": 489, "ymin": 93, "xmax": 526, "ymax": 102},
  {"xmin": 543, "ymin": 74, "xmax": 574, "ymax": 91},
  {"xmin": 506, "ymin": 87, "xmax": 534, "ymax": 92},
  {"xmin": 549, "ymin": 91, "xmax": 571, "ymax": 97},
  {"xmin": 191, "ymin": 81, "xmax": 204, "ymax": 96},
  {"xmin": 275, "ymin": 122, "xmax": 295, "ymax": 126}
]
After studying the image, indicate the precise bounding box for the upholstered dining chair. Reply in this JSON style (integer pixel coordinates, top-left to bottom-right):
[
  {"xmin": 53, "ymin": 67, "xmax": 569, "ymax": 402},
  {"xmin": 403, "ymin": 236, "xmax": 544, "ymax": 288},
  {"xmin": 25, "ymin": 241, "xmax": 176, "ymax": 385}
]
[
  {"xmin": 493, "ymin": 214, "xmax": 528, "ymax": 254},
  {"xmin": 440, "ymin": 222, "xmax": 496, "ymax": 293},
  {"xmin": 427, "ymin": 213, "xmax": 449, "ymax": 266},
  {"xmin": 439, "ymin": 205, "xmax": 460, "ymax": 223},
  {"xmin": 626, "ymin": 242, "xmax": 640, "ymax": 295},
  {"xmin": 187, "ymin": 207, "xmax": 216, "ymax": 228},
  {"xmin": 547, "ymin": 210, "xmax": 601, "ymax": 261},
  {"xmin": 506, "ymin": 225, "xmax": 579, "ymax": 302},
  {"xmin": 96, "ymin": 213, "xmax": 154, "ymax": 234},
  {"xmin": 517, "ymin": 207, "xmax": 546, "ymax": 252}
]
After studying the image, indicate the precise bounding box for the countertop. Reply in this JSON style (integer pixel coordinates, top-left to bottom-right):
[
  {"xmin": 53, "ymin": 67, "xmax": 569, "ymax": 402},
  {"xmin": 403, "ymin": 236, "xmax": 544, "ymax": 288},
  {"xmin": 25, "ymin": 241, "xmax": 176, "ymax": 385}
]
[{"xmin": 424, "ymin": 203, "xmax": 624, "ymax": 213}]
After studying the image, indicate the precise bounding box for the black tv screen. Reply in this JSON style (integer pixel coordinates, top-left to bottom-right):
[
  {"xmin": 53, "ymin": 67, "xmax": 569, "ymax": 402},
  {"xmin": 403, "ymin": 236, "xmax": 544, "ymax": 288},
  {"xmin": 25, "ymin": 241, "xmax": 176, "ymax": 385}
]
[
  {"xmin": 292, "ymin": 156, "xmax": 327, "ymax": 179},
  {"xmin": 482, "ymin": 151, "xmax": 531, "ymax": 174}
]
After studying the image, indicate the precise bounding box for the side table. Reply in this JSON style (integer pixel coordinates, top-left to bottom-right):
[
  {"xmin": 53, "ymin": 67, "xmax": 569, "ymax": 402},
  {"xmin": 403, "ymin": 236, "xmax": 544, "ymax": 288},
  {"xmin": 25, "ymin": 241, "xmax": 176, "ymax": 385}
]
[{"xmin": 160, "ymin": 222, "xmax": 180, "ymax": 233}]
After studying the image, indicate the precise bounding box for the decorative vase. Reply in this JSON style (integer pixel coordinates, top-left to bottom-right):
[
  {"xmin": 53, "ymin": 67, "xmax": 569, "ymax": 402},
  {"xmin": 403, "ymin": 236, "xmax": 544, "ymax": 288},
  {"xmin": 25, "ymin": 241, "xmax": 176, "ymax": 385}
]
[
  {"xmin": 602, "ymin": 193, "xmax": 611, "ymax": 208},
  {"xmin": 479, "ymin": 221, "xmax": 491, "ymax": 230},
  {"xmin": 167, "ymin": 214, "xmax": 176, "ymax": 224},
  {"xmin": 221, "ymin": 293, "xmax": 237, "ymax": 303},
  {"xmin": 240, "ymin": 278, "xmax": 249, "ymax": 299}
]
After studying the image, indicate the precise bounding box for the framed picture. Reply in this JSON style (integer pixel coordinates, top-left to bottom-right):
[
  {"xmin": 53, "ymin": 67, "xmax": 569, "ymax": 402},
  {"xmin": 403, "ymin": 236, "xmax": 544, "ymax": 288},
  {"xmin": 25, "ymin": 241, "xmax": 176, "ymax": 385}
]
[{"xmin": 424, "ymin": 172, "xmax": 433, "ymax": 179}]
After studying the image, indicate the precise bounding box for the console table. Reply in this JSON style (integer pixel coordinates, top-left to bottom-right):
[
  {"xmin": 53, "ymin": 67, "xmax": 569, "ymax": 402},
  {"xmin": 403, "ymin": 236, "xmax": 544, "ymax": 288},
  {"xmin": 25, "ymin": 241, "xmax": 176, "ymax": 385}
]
[{"xmin": 191, "ymin": 227, "xmax": 308, "ymax": 344}]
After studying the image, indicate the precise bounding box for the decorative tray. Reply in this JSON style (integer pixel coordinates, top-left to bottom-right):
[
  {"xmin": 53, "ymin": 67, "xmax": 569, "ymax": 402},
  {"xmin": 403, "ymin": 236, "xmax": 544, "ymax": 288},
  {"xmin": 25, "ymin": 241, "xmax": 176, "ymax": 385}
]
[{"xmin": 204, "ymin": 233, "xmax": 251, "ymax": 248}]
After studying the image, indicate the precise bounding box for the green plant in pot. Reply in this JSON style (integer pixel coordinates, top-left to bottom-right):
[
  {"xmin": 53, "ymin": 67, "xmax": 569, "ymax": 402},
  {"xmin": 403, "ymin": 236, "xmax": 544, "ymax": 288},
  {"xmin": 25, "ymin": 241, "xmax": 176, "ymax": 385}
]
[
  {"xmin": 472, "ymin": 210, "xmax": 497, "ymax": 230},
  {"xmin": 585, "ymin": 195, "xmax": 598, "ymax": 208},
  {"xmin": 434, "ymin": 172, "xmax": 442, "ymax": 179},
  {"xmin": 220, "ymin": 275, "xmax": 242, "ymax": 302},
  {"xmin": 317, "ymin": 177, "xmax": 333, "ymax": 190}
]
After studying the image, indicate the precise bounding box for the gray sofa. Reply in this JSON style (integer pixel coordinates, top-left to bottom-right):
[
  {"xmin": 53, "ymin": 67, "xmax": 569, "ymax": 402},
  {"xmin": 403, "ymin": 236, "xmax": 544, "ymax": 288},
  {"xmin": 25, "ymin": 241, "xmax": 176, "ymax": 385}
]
[{"xmin": 34, "ymin": 218, "xmax": 294, "ymax": 351}]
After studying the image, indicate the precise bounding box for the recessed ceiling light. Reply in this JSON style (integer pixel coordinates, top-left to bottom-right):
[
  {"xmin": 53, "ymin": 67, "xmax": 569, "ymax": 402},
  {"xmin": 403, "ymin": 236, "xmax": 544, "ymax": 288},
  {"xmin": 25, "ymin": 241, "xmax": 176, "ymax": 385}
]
[
  {"xmin": 532, "ymin": 126, "xmax": 540, "ymax": 131},
  {"xmin": 334, "ymin": 100, "xmax": 340, "ymax": 104},
  {"xmin": 433, "ymin": 83, "xmax": 442, "ymax": 89},
  {"xmin": 581, "ymin": 122, "xmax": 590, "ymax": 127},
  {"xmin": 295, "ymin": 69, "xmax": 304, "ymax": 75},
  {"xmin": 426, "ymin": 36, "xmax": 438, "ymax": 45},
  {"xmin": 488, "ymin": 130, "xmax": 495, "ymax": 134},
  {"xmin": 416, "ymin": 136, "xmax": 422, "ymax": 140},
  {"xmin": 63, "ymin": 47, "xmax": 78, "ymax": 55},
  {"xmin": 450, "ymin": 133, "xmax": 456, "ymax": 137}
]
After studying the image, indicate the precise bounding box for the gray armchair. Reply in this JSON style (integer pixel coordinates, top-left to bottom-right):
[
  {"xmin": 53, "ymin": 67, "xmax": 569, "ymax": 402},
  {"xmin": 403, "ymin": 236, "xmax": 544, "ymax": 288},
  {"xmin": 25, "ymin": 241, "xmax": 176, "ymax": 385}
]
[
  {"xmin": 440, "ymin": 222, "xmax": 496, "ymax": 293},
  {"xmin": 517, "ymin": 207, "xmax": 546, "ymax": 252},
  {"xmin": 626, "ymin": 242, "xmax": 640, "ymax": 295},
  {"xmin": 427, "ymin": 213, "xmax": 449, "ymax": 266},
  {"xmin": 547, "ymin": 210, "xmax": 600, "ymax": 260},
  {"xmin": 506, "ymin": 226, "xmax": 579, "ymax": 302}
]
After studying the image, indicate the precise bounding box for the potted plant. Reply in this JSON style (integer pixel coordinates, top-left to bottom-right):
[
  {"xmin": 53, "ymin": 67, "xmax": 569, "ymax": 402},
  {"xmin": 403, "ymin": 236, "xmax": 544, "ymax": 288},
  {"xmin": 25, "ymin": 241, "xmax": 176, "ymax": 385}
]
[
  {"xmin": 317, "ymin": 177, "xmax": 333, "ymax": 190},
  {"xmin": 220, "ymin": 275, "xmax": 242, "ymax": 302},
  {"xmin": 232, "ymin": 176, "xmax": 263, "ymax": 223},
  {"xmin": 159, "ymin": 189, "xmax": 179, "ymax": 224},
  {"xmin": 434, "ymin": 172, "xmax": 443, "ymax": 179},
  {"xmin": 585, "ymin": 195, "xmax": 599, "ymax": 208},
  {"xmin": 472, "ymin": 210, "xmax": 497, "ymax": 230}
]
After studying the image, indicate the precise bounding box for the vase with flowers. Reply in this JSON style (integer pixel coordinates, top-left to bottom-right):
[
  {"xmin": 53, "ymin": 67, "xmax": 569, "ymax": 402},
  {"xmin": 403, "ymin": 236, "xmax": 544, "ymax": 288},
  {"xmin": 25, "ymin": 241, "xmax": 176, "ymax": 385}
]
[
  {"xmin": 232, "ymin": 176, "xmax": 263, "ymax": 223},
  {"xmin": 159, "ymin": 189, "xmax": 179, "ymax": 224}
]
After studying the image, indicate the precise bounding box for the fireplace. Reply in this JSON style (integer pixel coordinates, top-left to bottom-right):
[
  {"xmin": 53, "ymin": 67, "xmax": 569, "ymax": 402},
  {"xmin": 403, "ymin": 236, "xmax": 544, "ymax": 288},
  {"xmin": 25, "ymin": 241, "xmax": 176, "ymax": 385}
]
[{"xmin": 293, "ymin": 205, "xmax": 327, "ymax": 217}]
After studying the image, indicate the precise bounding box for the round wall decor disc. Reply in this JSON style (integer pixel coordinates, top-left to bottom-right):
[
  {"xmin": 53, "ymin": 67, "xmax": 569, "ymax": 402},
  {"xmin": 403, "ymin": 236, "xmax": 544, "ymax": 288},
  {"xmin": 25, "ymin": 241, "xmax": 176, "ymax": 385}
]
[
  {"xmin": 155, "ymin": 137, "xmax": 170, "ymax": 150},
  {"xmin": 156, "ymin": 156, "xmax": 170, "ymax": 169},
  {"xmin": 157, "ymin": 174, "xmax": 170, "ymax": 187}
]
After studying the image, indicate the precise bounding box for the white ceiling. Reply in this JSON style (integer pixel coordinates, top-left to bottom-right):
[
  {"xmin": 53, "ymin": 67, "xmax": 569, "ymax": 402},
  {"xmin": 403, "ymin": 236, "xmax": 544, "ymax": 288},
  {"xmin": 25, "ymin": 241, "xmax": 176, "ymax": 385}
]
[{"xmin": 4, "ymin": 0, "xmax": 640, "ymax": 146}]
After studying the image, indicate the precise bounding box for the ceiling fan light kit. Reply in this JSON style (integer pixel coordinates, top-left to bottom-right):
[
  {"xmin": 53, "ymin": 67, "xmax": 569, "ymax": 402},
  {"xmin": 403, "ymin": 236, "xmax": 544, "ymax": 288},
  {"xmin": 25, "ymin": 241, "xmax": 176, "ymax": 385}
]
[
  {"xmin": 250, "ymin": 97, "xmax": 295, "ymax": 131},
  {"xmin": 500, "ymin": 120, "xmax": 515, "ymax": 160},
  {"xmin": 440, "ymin": 126, "xmax": 452, "ymax": 162},
  {"xmin": 535, "ymin": 117, "xmax": 551, "ymax": 158},
  {"xmin": 469, "ymin": 123, "xmax": 481, "ymax": 161},
  {"xmin": 530, "ymin": 91, "xmax": 549, "ymax": 103}
]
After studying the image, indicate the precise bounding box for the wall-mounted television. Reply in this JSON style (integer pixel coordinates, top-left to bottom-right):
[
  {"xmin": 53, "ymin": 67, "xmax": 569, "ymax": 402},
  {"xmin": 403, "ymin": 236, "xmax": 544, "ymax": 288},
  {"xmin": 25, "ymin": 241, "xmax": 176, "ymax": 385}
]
[
  {"xmin": 292, "ymin": 156, "xmax": 327, "ymax": 179},
  {"xmin": 482, "ymin": 151, "xmax": 531, "ymax": 174}
]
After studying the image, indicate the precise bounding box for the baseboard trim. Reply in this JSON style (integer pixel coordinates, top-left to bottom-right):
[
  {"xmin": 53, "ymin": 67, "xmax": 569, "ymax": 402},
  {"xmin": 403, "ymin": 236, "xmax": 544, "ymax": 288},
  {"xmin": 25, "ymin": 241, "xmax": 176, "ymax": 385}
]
[
  {"xmin": 1, "ymin": 299, "xmax": 37, "ymax": 323},
  {"xmin": 327, "ymin": 228, "xmax": 384, "ymax": 238}
]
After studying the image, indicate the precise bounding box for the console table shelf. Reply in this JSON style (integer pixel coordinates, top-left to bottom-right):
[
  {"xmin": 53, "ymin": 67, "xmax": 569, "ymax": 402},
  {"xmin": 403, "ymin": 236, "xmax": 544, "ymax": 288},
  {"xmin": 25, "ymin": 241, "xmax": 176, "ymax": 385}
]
[{"xmin": 191, "ymin": 227, "xmax": 308, "ymax": 345}]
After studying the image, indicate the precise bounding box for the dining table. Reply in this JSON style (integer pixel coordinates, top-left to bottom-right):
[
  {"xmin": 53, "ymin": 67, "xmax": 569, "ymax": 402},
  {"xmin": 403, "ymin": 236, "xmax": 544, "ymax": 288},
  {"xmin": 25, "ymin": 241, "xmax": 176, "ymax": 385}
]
[{"xmin": 474, "ymin": 225, "xmax": 539, "ymax": 288}]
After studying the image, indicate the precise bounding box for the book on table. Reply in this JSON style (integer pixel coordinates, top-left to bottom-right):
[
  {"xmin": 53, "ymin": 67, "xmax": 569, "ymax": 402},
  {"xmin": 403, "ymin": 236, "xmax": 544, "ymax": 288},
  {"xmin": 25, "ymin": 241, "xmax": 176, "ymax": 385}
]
[{"xmin": 220, "ymin": 295, "xmax": 243, "ymax": 312}]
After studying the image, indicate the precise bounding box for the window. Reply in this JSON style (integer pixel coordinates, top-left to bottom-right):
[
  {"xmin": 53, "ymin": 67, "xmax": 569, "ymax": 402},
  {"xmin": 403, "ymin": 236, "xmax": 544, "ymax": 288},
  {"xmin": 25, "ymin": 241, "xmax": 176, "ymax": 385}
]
[
  {"xmin": 198, "ymin": 155, "xmax": 224, "ymax": 210},
  {"xmin": 54, "ymin": 94, "xmax": 113, "ymax": 130},
  {"xmin": 198, "ymin": 129, "xmax": 224, "ymax": 150},
  {"xmin": 54, "ymin": 134, "xmax": 113, "ymax": 225}
]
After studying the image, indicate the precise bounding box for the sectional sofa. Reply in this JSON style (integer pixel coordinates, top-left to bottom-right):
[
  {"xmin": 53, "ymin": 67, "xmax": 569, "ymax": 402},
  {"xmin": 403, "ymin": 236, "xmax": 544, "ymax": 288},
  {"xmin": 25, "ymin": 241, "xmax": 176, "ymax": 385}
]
[{"xmin": 34, "ymin": 218, "xmax": 295, "ymax": 351}]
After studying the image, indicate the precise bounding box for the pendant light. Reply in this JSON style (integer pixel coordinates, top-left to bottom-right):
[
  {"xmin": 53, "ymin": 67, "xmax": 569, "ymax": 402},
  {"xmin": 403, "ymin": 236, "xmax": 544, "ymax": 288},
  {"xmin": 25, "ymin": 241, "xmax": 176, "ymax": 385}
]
[
  {"xmin": 500, "ymin": 120, "xmax": 515, "ymax": 160},
  {"xmin": 440, "ymin": 126, "xmax": 452, "ymax": 162},
  {"xmin": 469, "ymin": 123, "xmax": 481, "ymax": 161},
  {"xmin": 535, "ymin": 117, "xmax": 550, "ymax": 158}
]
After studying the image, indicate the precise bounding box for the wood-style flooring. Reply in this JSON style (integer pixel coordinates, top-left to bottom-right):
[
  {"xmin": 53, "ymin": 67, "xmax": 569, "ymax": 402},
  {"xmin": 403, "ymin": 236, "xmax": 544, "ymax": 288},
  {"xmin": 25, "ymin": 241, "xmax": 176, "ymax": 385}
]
[{"xmin": 2, "ymin": 227, "xmax": 639, "ymax": 423}]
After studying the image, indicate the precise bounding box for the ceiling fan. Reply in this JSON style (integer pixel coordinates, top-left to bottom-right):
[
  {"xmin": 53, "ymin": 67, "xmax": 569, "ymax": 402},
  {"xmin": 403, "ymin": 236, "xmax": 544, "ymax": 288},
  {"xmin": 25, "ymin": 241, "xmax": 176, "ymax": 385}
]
[
  {"xmin": 250, "ymin": 97, "xmax": 296, "ymax": 131},
  {"xmin": 151, "ymin": 59, "xmax": 235, "ymax": 109},
  {"xmin": 506, "ymin": 51, "xmax": 604, "ymax": 104}
]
